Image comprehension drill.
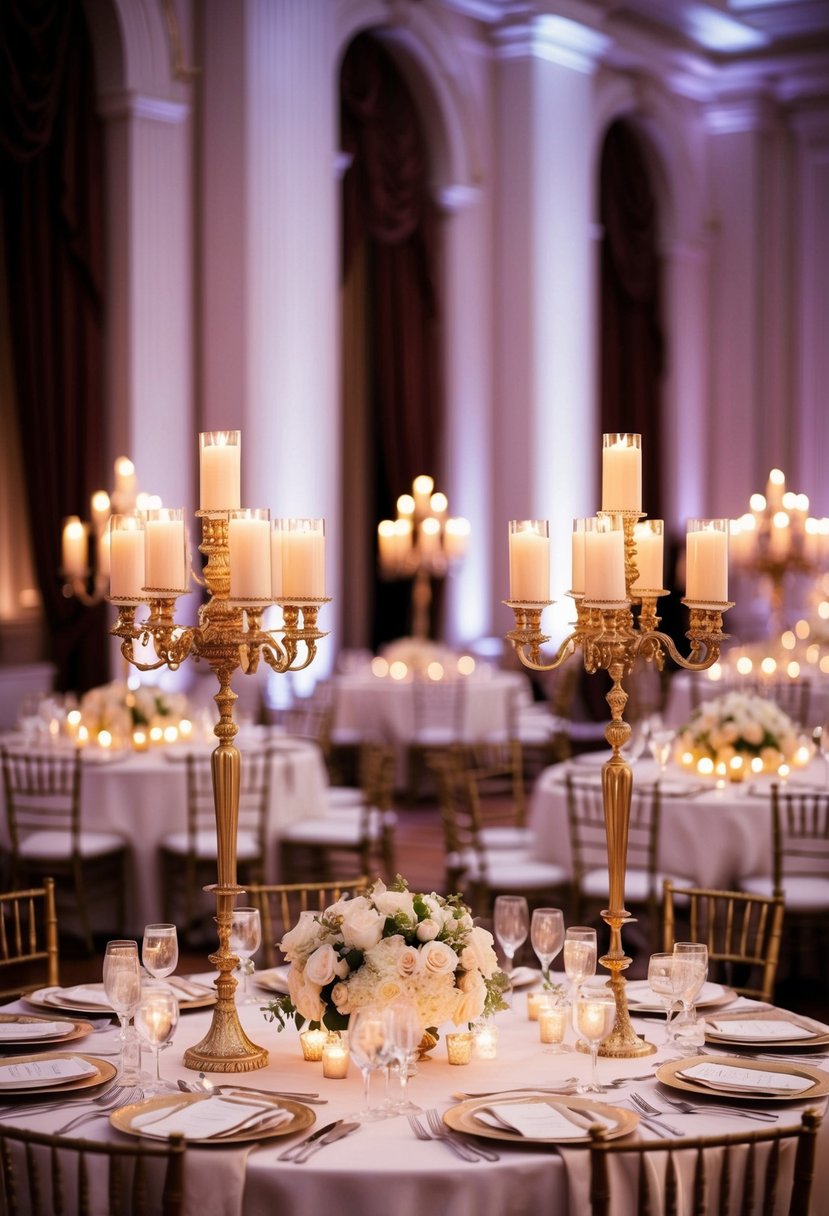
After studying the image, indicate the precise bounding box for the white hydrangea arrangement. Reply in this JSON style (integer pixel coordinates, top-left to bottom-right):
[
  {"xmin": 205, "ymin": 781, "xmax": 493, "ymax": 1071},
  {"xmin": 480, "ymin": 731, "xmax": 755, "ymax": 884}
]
[
  {"xmin": 675, "ymin": 690, "xmax": 800, "ymax": 773},
  {"xmin": 265, "ymin": 877, "xmax": 509, "ymax": 1035},
  {"xmin": 80, "ymin": 679, "xmax": 188, "ymax": 739}
]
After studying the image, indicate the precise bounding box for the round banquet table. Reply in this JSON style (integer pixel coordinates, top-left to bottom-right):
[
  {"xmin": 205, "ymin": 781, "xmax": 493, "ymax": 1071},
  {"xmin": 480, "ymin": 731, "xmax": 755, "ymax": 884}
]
[
  {"xmin": 0, "ymin": 733, "xmax": 328, "ymax": 935},
  {"xmin": 0, "ymin": 981, "xmax": 825, "ymax": 1216},
  {"xmin": 528, "ymin": 755, "xmax": 829, "ymax": 891}
]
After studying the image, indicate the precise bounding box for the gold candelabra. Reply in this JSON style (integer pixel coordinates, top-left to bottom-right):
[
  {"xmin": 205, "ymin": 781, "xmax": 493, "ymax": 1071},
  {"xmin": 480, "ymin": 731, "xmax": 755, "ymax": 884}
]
[
  {"xmin": 377, "ymin": 475, "xmax": 470, "ymax": 640},
  {"xmin": 505, "ymin": 435, "xmax": 733, "ymax": 1058},
  {"xmin": 109, "ymin": 433, "xmax": 328, "ymax": 1072}
]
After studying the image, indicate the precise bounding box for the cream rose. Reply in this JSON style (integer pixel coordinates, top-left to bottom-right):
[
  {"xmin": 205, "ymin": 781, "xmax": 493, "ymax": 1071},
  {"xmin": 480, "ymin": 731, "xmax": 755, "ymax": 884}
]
[
  {"xmin": 339, "ymin": 903, "xmax": 385, "ymax": 952},
  {"xmin": 415, "ymin": 917, "xmax": 440, "ymax": 942},
  {"xmin": 372, "ymin": 889, "xmax": 416, "ymax": 920},
  {"xmin": 397, "ymin": 945, "xmax": 422, "ymax": 977},
  {"xmin": 288, "ymin": 967, "xmax": 324, "ymax": 1022},
  {"xmin": 454, "ymin": 968, "xmax": 486, "ymax": 1023},
  {"xmin": 304, "ymin": 943, "xmax": 338, "ymax": 988},
  {"xmin": 280, "ymin": 911, "xmax": 324, "ymax": 962},
  {"xmin": 420, "ymin": 939, "xmax": 458, "ymax": 976},
  {"xmin": 460, "ymin": 924, "xmax": 499, "ymax": 978}
]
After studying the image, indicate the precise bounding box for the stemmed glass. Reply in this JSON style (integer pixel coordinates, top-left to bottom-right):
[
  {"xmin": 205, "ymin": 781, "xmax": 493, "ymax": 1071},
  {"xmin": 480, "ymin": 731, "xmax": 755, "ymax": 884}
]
[
  {"xmin": 563, "ymin": 926, "xmax": 597, "ymax": 999},
  {"xmin": 134, "ymin": 984, "xmax": 179, "ymax": 1094},
  {"xmin": 102, "ymin": 940, "xmax": 142, "ymax": 1083},
  {"xmin": 648, "ymin": 722, "xmax": 676, "ymax": 776},
  {"xmin": 230, "ymin": 907, "xmax": 262, "ymax": 1005},
  {"xmin": 384, "ymin": 999, "xmax": 422, "ymax": 1114},
  {"xmin": 142, "ymin": 924, "xmax": 179, "ymax": 982},
  {"xmin": 493, "ymin": 895, "xmax": 529, "ymax": 975},
  {"xmin": 572, "ymin": 992, "xmax": 616, "ymax": 1092},
  {"xmin": 672, "ymin": 942, "xmax": 709, "ymax": 1053},
  {"xmin": 530, "ymin": 907, "xmax": 564, "ymax": 989},
  {"xmin": 347, "ymin": 1006, "xmax": 394, "ymax": 1122},
  {"xmin": 647, "ymin": 952, "xmax": 682, "ymax": 1046}
]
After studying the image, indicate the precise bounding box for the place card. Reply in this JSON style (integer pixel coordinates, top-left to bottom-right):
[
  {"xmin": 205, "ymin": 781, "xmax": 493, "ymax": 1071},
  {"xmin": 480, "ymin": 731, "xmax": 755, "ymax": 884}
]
[
  {"xmin": 0, "ymin": 1056, "xmax": 98, "ymax": 1089},
  {"xmin": 0, "ymin": 1021, "xmax": 67, "ymax": 1041},
  {"xmin": 678, "ymin": 1062, "xmax": 814, "ymax": 1095},
  {"xmin": 706, "ymin": 1018, "xmax": 816, "ymax": 1042}
]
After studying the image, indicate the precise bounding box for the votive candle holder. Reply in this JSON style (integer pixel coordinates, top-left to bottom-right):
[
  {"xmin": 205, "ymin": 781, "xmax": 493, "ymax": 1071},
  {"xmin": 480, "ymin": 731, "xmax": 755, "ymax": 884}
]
[
  {"xmin": 299, "ymin": 1028, "xmax": 327, "ymax": 1062},
  {"xmin": 321, "ymin": 1033, "xmax": 349, "ymax": 1079},
  {"xmin": 446, "ymin": 1032, "xmax": 473, "ymax": 1065},
  {"xmin": 473, "ymin": 1023, "xmax": 498, "ymax": 1060}
]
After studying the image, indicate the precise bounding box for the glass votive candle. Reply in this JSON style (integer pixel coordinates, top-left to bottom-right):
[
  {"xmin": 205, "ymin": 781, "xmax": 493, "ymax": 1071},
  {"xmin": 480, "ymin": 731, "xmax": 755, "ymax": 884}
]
[
  {"xmin": 299, "ymin": 1028, "xmax": 327, "ymax": 1062},
  {"xmin": 539, "ymin": 1003, "xmax": 569, "ymax": 1047},
  {"xmin": 527, "ymin": 991, "xmax": 555, "ymax": 1021},
  {"xmin": 446, "ymin": 1031, "xmax": 474, "ymax": 1065},
  {"xmin": 472, "ymin": 1023, "xmax": 498, "ymax": 1060},
  {"xmin": 321, "ymin": 1033, "xmax": 349, "ymax": 1079},
  {"xmin": 132, "ymin": 728, "xmax": 149, "ymax": 752}
]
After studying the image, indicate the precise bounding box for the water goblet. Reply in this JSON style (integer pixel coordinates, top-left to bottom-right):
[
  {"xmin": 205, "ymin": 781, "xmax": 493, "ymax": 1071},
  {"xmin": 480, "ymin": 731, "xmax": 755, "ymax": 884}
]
[
  {"xmin": 346, "ymin": 1006, "xmax": 394, "ymax": 1122},
  {"xmin": 493, "ymin": 895, "xmax": 529, "ymax": 1010},
  {"xmin": 563, "ymin": 926, "xmax": 597, "ymax": 999},
  {"xmin": 385, "ymin": 999, "xmax": 422, "ymax": 1113},
  {"xmin": 530, "ymin": 907, "xmax": 564, "ymax": 989},
  {"xmin": 142, "ymin": 923, "xmax": 179, "ymax": 982},
  {"xmin": 672, "ymin": 942, "xmax": 708, "ymax": 1053},
  {"xmin": 573, "ymin": 992, "xmax": 616, "ymax": 1092},
  {"xmin": 102, "ymin": 940, "xmax": 142, "ymax": 1083},
  {"xmin": 134, "ymin": 984, "xmax": 179, "ymax": 1094},
  {"xmin": 230, "ymin": 907, "xmax": 262, "ymax": 1005},
  {"xmin": 647, "ymin": 951, "xmax": 682, "ymax": 1046},
  {"xmin": 648, "ymin": 725, "xmax": 676, "ymax": 775}
]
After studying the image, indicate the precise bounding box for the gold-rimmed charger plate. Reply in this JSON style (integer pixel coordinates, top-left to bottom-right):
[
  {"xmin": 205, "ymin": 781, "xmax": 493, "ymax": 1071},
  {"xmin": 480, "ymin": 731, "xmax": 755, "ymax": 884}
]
[
  {"xmin": 444, "ymin": 1095, "xmax": 638, "ymax": 1144},
  {"xmin": 25, "ymin": 982, "xmax": 215, "ymax": 1014},
  {"xmin": 704, "ymin": 1013, "xmax": 829, "ymax": 1050},
  {"xmin": 656, "ymin": 1055, "xmax": 829, "ymax": 1101},
  {"xmin": 111, "ymin": 1092, "xmax": 315, "ymax": 1146},
  {"xmin": 0, "ymin": 1052, "xmax": 116, "ymax": 1097},
  {"xmin": 0, "ymin": 1013, "xmax": 94, "ymax": 1048},
  {"xmin": 625, "ymin": 981, "xmax": 735, "ymax": 1014}
]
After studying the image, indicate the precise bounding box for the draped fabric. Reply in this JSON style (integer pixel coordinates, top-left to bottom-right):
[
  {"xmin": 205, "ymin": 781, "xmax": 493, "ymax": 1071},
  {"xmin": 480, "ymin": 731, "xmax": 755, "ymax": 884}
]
[
  {"xmin": 1, "ymin": 0, "xmax": 108, "ymax": 691},
  {"xmin": 599, "ymin": 120, "xmax": 664, "ymax": 522},
  {"xmin": 340, "ymin": 34, "xmax": 444, "ymax": 645}
]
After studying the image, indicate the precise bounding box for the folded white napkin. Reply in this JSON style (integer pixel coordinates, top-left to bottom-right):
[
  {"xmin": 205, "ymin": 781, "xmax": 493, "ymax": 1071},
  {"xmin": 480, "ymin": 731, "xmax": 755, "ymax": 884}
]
[
  {"xmin": 132, "ymin": 1095, "xmax": 293, "ymax": 1140},
  {"xmin": 507, "ymin": 967, "xmax": 540, "ymax": 989},
  {"xmin": 254, "ymin": 967, "xmax": 290, "ymax": 994},
  {"xmin": 475, "ymin": 1101, "xmax": 616, "ymax": 1140},
  {"xmin": 678, "ymin": 1061, "xmax": 815, "ymax": 1095},
  {"xmin": 0, "ymin": 1055, "xmax": 98, "ymax": 1088},
  {"xmin": 706, "ymin": 1018, "xmax": 816, "ymax": 1042},
  {"xmin": 0, "ymin": 1021, "xmax": 67, "ymax": 1040},
  {"xmin": 51, "ymin": 986, "xmax": 113, "ymax": 1009}
]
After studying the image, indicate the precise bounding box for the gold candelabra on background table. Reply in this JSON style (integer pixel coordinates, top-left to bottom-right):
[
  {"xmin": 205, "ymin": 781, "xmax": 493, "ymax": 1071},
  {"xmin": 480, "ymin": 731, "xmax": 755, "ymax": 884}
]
[
  {"xmin": 377, "ymin": 475, "xmax": 470, "ymax": 640},
  {"xmin": 505, "ymin": 434, "xmax": 733, "ymax": 1058},
  {"xmin": 108, "ymin": 431, "xmax": 328, "ymax": 1072}
]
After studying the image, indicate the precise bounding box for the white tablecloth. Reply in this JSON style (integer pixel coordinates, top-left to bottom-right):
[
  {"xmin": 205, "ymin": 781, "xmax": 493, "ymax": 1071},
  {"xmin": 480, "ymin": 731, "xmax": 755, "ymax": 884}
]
[
  {"xmin": 528, "ymin": 756, "xmax": 829, "ymax": 890},
  {"xmin": 664, "ymin": 671, "xmax": 829, "ymax": 733},
  {"xmin": 0, "ymin": 982, "xmax": 825, "ymax": 1216}
]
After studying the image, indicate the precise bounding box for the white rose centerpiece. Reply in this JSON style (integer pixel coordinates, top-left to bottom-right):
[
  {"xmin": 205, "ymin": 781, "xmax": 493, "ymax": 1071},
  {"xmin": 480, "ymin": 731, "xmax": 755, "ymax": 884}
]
[
  {"xmin": 265, "ymin": 877, "xmax": 509, "ymax": 1036},
  {"xmin": 675, "ymin": 689, "xmax": 807, "ymax": 776}
]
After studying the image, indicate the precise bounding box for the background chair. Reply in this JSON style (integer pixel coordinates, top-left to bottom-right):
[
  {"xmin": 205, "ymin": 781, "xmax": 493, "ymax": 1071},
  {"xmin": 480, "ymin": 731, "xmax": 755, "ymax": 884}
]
[
  {"xmin": 247, "ymin": 877, "xmax": 369, "ymax": 968},
  {"xmin": 406, "ymin": 676, "xmax": 466, "ymax": 804},
  {"xmin": 0, "ymin": 747, "xmax": 129, "ymax": 953},
  {"xmin": 159, "ymin": 747, "xmax": 274, "ymax": 943},
  {"xmin": 587, "ymin": 1108, "xmax": 821, "ymax": 1216},
  {"xmin": 0, "ymin": 878, "xmax": 59, "ymax": 1000},
  {"xmin": 662, "ymin": 881, "xmax": 784, "ymax": 1002},
  {"xmin": 0, "ymin": 1125, "xmax": 186, "ymax": 1216},
  {"xmin": 278, "ymin": 742, "xmax": 396, "ymax": 882}
]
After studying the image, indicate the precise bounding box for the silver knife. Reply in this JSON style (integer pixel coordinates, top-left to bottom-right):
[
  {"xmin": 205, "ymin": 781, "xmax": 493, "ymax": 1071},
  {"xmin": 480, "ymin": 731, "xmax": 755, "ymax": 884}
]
[
  {"xmin": 291, "ymin": 1120, "xmax": 360, "ymax": 1164},
  {"xmin": 278, "ymin": 1120, "xmax": 341, "ymax": 1161}
]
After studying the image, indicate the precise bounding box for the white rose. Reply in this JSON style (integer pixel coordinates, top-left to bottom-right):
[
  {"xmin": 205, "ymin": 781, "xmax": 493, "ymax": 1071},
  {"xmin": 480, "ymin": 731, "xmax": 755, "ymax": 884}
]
[
  {"xmin": 415, "ymin": 918, "xmax": 440, "ymax": 942},
  {"xmin": 460, "ymin": 925, "xmax": 499, "ymax": 978},
  {"xmin": 304, "ymin": 943, "xmax": 338, "ymax": 988},
  {"xmin": 742, "ymin": 722, "xmax": 763, "ymax": 746},
  {"xmin": 330, "ymin": 981, "xmax": 351, "ymax": 1013},
  {"xmin": 287, "ymin": 965, "xmax": 324, "ymax": 1023},
  {"xmin": 420, "ymin": 939, "xmax": 458, "ymax": 976},
  {"xmin": 280, "ymin": 911, "xmax": 323, "ymax": 962},
  {"xmin": 372, "ymin": 889, "xmax": 416, "ymax": 920},
  {"xmin": 397, "ymin": 945, "xmax": 422, "ymax": 977},
  {"xmin": 454, "ymin": 969, "xmax": 486, "ymax": 1023},
  {"xmin": 340, "ymin": 903, "xmax": 385, "ymax": 952}
]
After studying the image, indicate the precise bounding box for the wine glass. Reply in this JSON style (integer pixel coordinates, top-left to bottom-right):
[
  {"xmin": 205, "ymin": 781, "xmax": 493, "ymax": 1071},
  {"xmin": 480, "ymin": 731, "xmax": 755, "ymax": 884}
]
[
  {"xmin": 563, "ymin": 926, "xmax": 597, "ymax": 999},
  {"xmin": 384, "ymin": 999, "xmax": 422, "ymax": 1114},
  {"xmin": 493, "ymin": 895, "xmax": 529, "ymax": 975},
  {"xmin": 530, "ymin": 907, "xmax": 564, "ymax": 988},
  {"xmin": 230, "ymin": 907, "xmax": 262, "ymax": 1004},
  {"xmin": 347, "ymin": 1006, "xmax": 394, "ymax": 1122},
  {"xmin": 142, "ymin": 923, "xmax": 179, "ymax": 981},
  {"xmin": 648, "ymin": 724, "xmax": 676, "ymax": 775},
  {"xmin": 647, "ymin": 951, "xmax": 682, "ymax": 1045},
  {"xmin": 102, "ymin": 940, "xmax": 142, "ymax": 1082},
  {"xmin": 134, "ymin": 984, "xmax": 179, "ymax": 1094},
  {"xmin": 672, "ymin": 942, "xmax": 708, "ymax": 1052},
  {"xmin": 572, "ymin": 992, "xmax": 616, "ymax": 1092}
]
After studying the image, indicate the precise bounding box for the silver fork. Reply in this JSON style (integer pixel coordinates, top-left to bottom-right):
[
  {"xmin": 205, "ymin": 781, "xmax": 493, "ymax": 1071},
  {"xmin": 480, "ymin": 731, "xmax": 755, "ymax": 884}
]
[
  {"xmin": 628, "ymin": 1094, "xmax": 684, "ymax": 1135},
  {"xmin": 659, "ymin": 1095, "xmax": 778, "ymax": 1123},
  {"xmin": 55, "ymin": 1086, "xmax": 142, "ymax": 1134},
  {"xmin": 408, "ymin": 1113, "xmax": 480, "ymax": 1162},
  {"xmin": 425, "ymin": 1108, "xmax": 499, "ymax": 1161},
  {"xmin": 0, "ymin": 1079, "xmax": 124, "ymax": 1122}
]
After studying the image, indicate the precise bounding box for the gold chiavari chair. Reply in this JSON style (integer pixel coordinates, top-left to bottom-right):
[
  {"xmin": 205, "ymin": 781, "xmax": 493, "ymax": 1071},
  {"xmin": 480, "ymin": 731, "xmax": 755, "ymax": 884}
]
[
  {"xmin": 247, "ymin": 877, "xmax": 369, "ymax": 968},
  {"xmin": 0, "ymin": 879, "xmax": 59, "ymax": 1000}
]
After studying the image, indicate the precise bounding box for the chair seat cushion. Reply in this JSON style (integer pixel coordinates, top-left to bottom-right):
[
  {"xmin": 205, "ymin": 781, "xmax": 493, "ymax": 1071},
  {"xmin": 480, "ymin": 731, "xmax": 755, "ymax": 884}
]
[
  {"xmin": 478, "ymin": 826, "xmax": 536, "ymax": 850},
  {"xmin": 160, "ymin": 830, "xmax": 261, "ymax": 861},
  {"xmin": 325, "ymin": 787, "xmax": 365, "ymax": 811},
  {"xmin": 581, "ymin": 868, "xmax": 688, "ymax": 902},
  {"xmin": 450, "ymin": 848, "xmax": 567, "ymax": 889},
  {"xmin": 20, "ymin": 831, "xmax": 127, "ymax": 860},
  {"xmin": 742, "ymin": 874, "xmax": 829, "ymax": 911},
  {"xmin": 281, "ymin": 818, "xmax": 374, "ymax": 847}
]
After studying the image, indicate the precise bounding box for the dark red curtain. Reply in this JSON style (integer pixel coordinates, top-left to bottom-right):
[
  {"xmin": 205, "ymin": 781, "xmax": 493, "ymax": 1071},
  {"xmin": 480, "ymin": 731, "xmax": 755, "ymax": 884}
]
[
  {"xmin": 599, "ymin": 119, "xmax": 664, "ymax": 522},
  {"xmin": 340, "ymin": 33, "xmax": 443, "ymax": 645},
  {"xmin": 1, "ymin": 0, "xmax": 108, "ymax": 691}
]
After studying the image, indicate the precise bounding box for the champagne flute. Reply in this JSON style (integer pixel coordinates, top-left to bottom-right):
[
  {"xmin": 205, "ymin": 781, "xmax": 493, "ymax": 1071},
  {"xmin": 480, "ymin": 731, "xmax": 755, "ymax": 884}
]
[
  {"xmin": 102, "ymin": 940, "xmax": 142, "ymax": 1082},
  {"xmin": 672, "ymin": 942, "xmax": 708, "ymax": 1053},
  {"xmin": 563, "ymin": 926, "xmax": 597, "ymax": 999},
  {"xmin": 530, "ymin": 907, "xmax": 564, "ymax": 989},
  {"xmin": 573, "ymin": 992, "xmax": 616, "ymax": 1092},
  {"xmin": 346, "ymin": 1006, "xmax": 394, "ymax": 1122},
  {"xmin": 142, "ymin": 923, "xmax": 179, "ymax": 982},
  {"xmin": 134, "ymin": 984, "xmax": 179, "ymax": 1094},
  {"xmin": 647, "ymin": 951, "xmax": 682, "ymax": 1045},
  {"xmin": 385, "ymin": 999, "xmax": 422, "ymax": 1114},
  {"xmin": 230, "ymin": 907, "xmax": 261, "ymax": 1005},
  {"xmin": 493, "ymin": 895, "xmax": 529, "ymax": 975}
]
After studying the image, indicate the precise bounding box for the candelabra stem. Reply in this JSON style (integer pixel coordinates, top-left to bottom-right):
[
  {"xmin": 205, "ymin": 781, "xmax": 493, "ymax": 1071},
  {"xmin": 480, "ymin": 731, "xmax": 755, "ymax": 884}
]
[{"xmin": 411, "ymin": 566, "xmax": 432, "ymax": 641}]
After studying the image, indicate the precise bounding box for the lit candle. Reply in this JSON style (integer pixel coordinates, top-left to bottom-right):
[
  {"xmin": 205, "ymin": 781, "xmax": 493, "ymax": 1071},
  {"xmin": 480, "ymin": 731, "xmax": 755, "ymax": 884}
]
[
  {"xmin": 62, "ymin": 517, "xmax": 88, "ymax": 577},
  {"xmin": 584, "ymin": 516, "xmax": 626, "ymax": 602},
  {"xmin": 444, "ymin": 517, "xmax": 470, "ymax": 561},
  {"xmin": 686, "ymin": 519, "xmax": 728, "ymax": 602},
  {"xmin": 527, "ymin": 991, "xmax": 552, "ymax": 1021},
  {"xmin": 509, "ymin": 520, "xmax": 550, "ymax": 602},
  {"xmin": 601, "ymin": 433, "xmax": 642, "ymax": 512},
  {"xmin": 145, "ymin": 509, "xmax": 187, "ymax": 592},
  {"xmin": 132, "ymin": 728, "xmax": 149, "ymax": 752},
  {"xmin": 282, "ymin": 519, "xmax": 325, "ymax": 599},
  {"xmin": 412, "ymin": 475, "xmax": 434, "ymax": 516},
  {"xmin": 229, "ymin": 510, "xmax": 271, "ymax": 599},
  {"xmin": 419, "ymin": 516, "xmax": 441, "ymax": 555},
  {"xmin": 539, "ymin": 1005, "xmax": 567, "ymax": 1044},
  {"xmin": 299, "ymin": 1028, "xmax": 327, "ymax": 1062},
  {"xmin": 199, "ymin": 431, "xmax": 241, "ymax": 511},
  {"xmin": 445, "ymin": 1031, "xmax": 473, "ymax": 1065},
  {"xmin": 377, "ymin": 520, "xmax": 397, "ymax": 571},
  {"xmin": 577, "ymin": 999, "xmax": 609, "ymax": 1039},
  {"xmin": 766, "ymin": 468, "xmax": 786, "ymax": 510},
  {"xmin": 321, "ymin": 1034, "xmax": 349, "ymax": 1079},
  {"xmin": 571, "ymin": 519, "xmax": 587, "ymax": 594},
  {"xmin": 97, "ymin": 528, "xmax": 111, "ymax": 579},
  {"xmin": 113, "ymin": 457, "xmax": 138, "ymax": 512},
  {"xmin": 630, "ymin": 520, "xmax": 664, "ymax": 591},
  {"xmin": 90, "ymin": 490, "xmax": 110, "ymax": 532},
  {"xmin": 472, "ymin": 1023, "xmax": 498, "ymax": 1059},
  {"xmin": 109, "ymin": 516, "xmax": 145, "ymax": 600},
  {"xmin": 271, "ymin": 520, "xmax": 284, "ymax": 599}
]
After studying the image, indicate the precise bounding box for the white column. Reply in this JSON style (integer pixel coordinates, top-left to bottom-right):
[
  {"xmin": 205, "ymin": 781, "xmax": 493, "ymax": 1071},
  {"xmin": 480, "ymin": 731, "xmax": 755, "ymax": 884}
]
[{"xmin": 493, "ymin": 17, "xmax": 607, "ymax": 641}]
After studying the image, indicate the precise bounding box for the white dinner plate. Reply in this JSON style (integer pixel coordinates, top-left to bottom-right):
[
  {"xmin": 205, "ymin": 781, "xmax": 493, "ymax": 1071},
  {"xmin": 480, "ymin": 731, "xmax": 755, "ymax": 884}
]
[
  {"xmin": 625, "ymin": 980, "xmax": 733, "ymax": 1013},
  {"xmin": 0, "ymin": 1013, "xmax": 94, "ymax": 1047},
  {"xmin": 112, "ymin": 1092, "xmax": 315, "ymax": 1145},
  {"xmin": 0, "ymin": 1052, "xmax": 116, "ymax": 1096}
]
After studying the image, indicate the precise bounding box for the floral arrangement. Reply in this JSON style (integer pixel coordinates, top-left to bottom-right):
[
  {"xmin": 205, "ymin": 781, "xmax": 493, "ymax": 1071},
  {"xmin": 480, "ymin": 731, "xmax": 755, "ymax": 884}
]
[
  {"xmin": 265, "ymin": 877, "xmax": 509, "ymax": 1035},
  {"xmin": 675, "ymin": 690, "xmax": 801, "ymax": 774},
  {"xmin": 380, "ymin": 637, "xmax": 463, "ymax": 677},
  {"xmin": 80, "ymin": 680, "xmax": 189, "ymax": 740}
]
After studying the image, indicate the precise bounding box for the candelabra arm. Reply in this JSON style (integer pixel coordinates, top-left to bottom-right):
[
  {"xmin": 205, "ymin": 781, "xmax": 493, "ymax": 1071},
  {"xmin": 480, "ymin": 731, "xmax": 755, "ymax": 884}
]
[{"xmin": 504, "ymin": 601, "xmax": 581, "ymax": 672}]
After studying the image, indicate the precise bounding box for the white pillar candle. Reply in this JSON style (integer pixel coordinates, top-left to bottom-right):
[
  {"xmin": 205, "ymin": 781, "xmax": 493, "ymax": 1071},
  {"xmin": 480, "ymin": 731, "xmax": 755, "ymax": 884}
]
[
  {"xmin": 508, "ymin": 520, "xmax": 550, "ymax": 602},
  {"xmin": 282, "ymin": 519, "xmax": 325, "ymax": 599},
  {"xmin": 109, "ymin": 518, "xmax": 146, "ymax": 599},
  {"xmin": 90, "ymin": 490, "xmax": 110, "ymax": 532},
  {"xmin": 419, "ymin": 517, "xmax": 441, "ymax": 555},
  {"xmin": 271, "ymin": 521, "xmax": 284, "ymax": 599},
  {"xmin": 97, "ymin": 528, "xmax": 111, "ymax": 579},
  {"xmin": 145, "ymin": 510, "xmax": 187, "ymax": 591},
  {"xmin": 377, "ymin": 520, "xmax": 396, "ymax": 572},
  {"xmin": 601, "ymin": 433, "xmax": 642, "ymax": 512},
  {"xmin": 113, "ymin": 457, "xmax": 137, "ymax": 512},
  {"xmin": 686, "ymin": 519, "xmax": 729, "ymax": 602},
  {"xmin": 394, "ymin": 518, "xmax": 412, "ymax": 564},
  {"xmin": 584, "ymin": 518, "xmax": 626, "ymax": 601},
  {"xmin": 229, "ymin": 511, "xmax": 271, "ymax": 599},
  {"xmin": 412, "ymin": 475, "xmax": 434, "ymax": 516},
  {"xmin": 444, "ymin": 517, "xmax": 470, "ymax": 561},
  {"xmin": 630, "ymin": 520, "xmax": 664, "ymax": 590},
  {"xmin": 62, "ymin": 517, "xmax": 88, "ymax": 577},
  {"xmin": 571, "ymin": 519, "xmax": 587, "ymax": 594},
  {"xmin": 199, "ymin": 431, "xmax": 241, "ymax": 511}
]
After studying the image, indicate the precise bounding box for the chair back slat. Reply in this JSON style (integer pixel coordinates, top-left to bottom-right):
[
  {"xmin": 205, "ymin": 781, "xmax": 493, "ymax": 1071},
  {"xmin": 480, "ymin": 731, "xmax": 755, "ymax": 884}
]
[
  {"xmin": 0, "ymin": 880, "xmax": 59, "ymax": 999},
  {"xmin": 770, "ymin": 784, "xmax": 829, "ymax": 889},
  {"xmin": 247, "ymin": 878, "xmax": 369, "ymax": 968}
]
